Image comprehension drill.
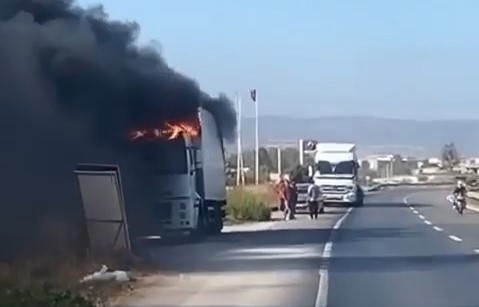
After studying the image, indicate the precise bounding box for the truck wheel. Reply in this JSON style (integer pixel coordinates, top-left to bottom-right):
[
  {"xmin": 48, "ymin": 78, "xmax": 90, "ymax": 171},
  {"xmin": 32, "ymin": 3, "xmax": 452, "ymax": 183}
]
[
  {"xmin": 211, "ymin": 218, "xmax": 223, "ymax": 234},
  {"xmin": 212, "ymin": 206, "xmax": 225, "ymax": 234},
  {"xmin": 205, "ymin": 206, "xmax": 223, "ymax": 235},
  {"xmin": 192, "ymin": 207, "xmax": 207, "ymax": 239},
  {"xmin": 354, "ymin": 187, "xmax": 364, "ymax": 207}
]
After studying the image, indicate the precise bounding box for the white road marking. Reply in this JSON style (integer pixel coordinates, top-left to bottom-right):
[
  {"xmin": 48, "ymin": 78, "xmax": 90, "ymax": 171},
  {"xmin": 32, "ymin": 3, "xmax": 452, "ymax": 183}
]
[
  {"xmin": 474, "ymin": 249, "xmax": 479, "ymax": 254},
  {"xmin": 316, "ymin": 207, "xmax": 353, "ymax": 307},
  {"xmin": 223, "ymin": 246, "xmax": 319, "ymax": 260},
  {"xmin": 418, "ymin": 215, "xmax": 425, "ymax": 220},
  {"xmin": 433, "ymin": 226, "xmax": 443, "ymax": 232},
  {"xmin": 222, "ymin": 221, "xmax": 277, "ymax": 233},
  {"xmin": 409, "ymin": 206, "xmax": 415, "ymax": 210},
  {"xmin": 424, "ymin": 220, "xmax": 432, "ymax": 225},
  {"xmin": 449, "ymin": 235, "xmax": 463, "ymax": 242},
  {"xmin": 412, "ymin": 210, "xmax": 419, "ymax": 214},
  {"xmin": 403, "ymin": 196, "xmax": 411, "ymax": 204}
]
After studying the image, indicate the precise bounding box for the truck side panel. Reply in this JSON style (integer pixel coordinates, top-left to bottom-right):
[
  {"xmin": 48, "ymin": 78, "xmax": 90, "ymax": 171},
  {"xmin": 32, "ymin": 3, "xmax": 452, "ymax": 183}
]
[{"xmin": 199, "ymin": 109, "xmax": 227, "ymax": 201}]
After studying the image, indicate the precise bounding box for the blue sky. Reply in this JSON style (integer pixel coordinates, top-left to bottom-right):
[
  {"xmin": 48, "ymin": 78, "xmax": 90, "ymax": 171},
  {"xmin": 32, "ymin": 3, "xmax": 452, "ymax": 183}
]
[{"xmin": 78, "ymin": 0, "xmax": 479, "ymax": 119}]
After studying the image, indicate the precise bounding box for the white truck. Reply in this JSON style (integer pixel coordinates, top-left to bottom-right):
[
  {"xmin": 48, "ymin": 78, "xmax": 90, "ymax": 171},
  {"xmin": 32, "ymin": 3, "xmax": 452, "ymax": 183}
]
[
  {"xmin": 76, "ymin": 108, "xmax": 227, "ymax": 244},
  {"xmin": 149, "ymin": 108, "xmax": 227, "ymax": 236},
  {"xmin": 313, "ymin": 143, "xmax": 364, "ymax": 207}
]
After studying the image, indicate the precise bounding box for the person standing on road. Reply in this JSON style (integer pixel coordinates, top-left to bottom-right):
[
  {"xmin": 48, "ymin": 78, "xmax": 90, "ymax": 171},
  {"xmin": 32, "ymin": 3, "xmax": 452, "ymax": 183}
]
[
  {"xmin": 288, "ymin": 180, "xmax": 298, "ymax": 220},
  {"xmin": 275, "ymin": 176, "xmax": 287, "ymax": 212},
  {"xmin": 307, "ymin": 180, "xmax": 323, "ymax": 220},
  {"xmin": 282, "ymin": 176, "xmax": 292, "ymax": 220}
]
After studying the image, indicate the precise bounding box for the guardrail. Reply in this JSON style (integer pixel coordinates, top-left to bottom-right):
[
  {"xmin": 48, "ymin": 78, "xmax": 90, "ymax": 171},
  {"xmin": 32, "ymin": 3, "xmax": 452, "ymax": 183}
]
[
  {"xmin": 381, "ymin": 181, "xmax": 454, "ymax": 186},
  {"xmin": 362, "ymin": 181, "xmax": 454, "ymax": 192},
  {"xmin": 361, "ymin": 184, "xmax": 383, "ymax": 192},
  {"xmin": 467, "ymin": 191, "xmax": 479, "ymax": 201}
]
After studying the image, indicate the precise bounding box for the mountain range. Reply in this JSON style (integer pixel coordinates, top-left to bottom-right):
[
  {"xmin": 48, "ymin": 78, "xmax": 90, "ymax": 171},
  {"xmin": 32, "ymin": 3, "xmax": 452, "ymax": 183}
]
[{"xmin": 227, "ymin": 116, "xmax": 479, "ymax": 158}]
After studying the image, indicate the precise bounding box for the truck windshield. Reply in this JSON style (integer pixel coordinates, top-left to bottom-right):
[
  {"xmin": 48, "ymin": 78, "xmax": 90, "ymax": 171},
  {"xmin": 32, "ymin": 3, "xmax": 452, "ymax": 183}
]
[
  {"xmin": 141, "ymin": 138, "xmax": 188, "ymax": 174},
  {"xmin": 316, "ymin": 160, "xmax": 356, "ymax": 175}
]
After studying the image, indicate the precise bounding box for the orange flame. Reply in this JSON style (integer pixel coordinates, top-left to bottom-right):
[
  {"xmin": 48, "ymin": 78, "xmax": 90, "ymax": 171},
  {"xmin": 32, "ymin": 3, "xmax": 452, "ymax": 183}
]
[{"xmin": 130, "ymin": 121, "xmax": 199, "ymax": 141}]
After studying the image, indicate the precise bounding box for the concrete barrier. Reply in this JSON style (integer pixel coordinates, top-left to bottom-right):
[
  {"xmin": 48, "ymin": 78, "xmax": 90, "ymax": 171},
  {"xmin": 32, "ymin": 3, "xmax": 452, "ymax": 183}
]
[
  {"xmin": 361, "ymin": 184, "xmax": 383, "ymax": 192},
  {"xmin": 361, "ymin": 181, "xmax": 453, "ymax": 193},
  {"xmin": 381, "ymin": 181, "xmax": 454, "ymax": 187},
  {"xmin": 467, "ymin": 191, "xmax": 479, "ymax": 201},
  {"xmin": 464, "ymin": 191, "xmax": 479, "ymax": 213}
]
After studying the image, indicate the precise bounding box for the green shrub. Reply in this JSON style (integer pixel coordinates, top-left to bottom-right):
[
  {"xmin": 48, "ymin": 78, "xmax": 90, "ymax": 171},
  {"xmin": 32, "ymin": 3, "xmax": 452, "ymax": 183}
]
[{"xmin": 227, "ymin": 188, "xmax": 272, "ymax": 221}]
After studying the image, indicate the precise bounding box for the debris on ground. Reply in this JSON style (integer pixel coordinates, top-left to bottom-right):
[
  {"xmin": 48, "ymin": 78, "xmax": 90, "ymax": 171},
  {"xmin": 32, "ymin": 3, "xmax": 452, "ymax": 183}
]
[{"xmin": 80, "ymin": 265, "xmax": 134, "ymax": 284}]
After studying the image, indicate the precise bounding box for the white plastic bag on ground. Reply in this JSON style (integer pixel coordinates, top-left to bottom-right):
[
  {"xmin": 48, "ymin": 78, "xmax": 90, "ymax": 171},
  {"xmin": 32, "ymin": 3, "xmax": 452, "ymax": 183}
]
[{"xmin": 80, "ymin": 264, "xmax": 131, "ymax": 283}]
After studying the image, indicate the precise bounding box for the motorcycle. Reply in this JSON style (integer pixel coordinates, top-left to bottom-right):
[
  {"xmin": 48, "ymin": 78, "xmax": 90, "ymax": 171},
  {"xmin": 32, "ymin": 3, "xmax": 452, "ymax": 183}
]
[{"xmin": 453, "ymin": 193, "xmax": 466, "ymax": 214}]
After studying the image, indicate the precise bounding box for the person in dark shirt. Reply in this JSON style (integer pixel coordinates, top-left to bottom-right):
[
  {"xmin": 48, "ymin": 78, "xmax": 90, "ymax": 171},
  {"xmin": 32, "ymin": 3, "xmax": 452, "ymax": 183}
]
[{"xmin": 288, "ymin": 180, "xmax": 298, "ymax": 220}]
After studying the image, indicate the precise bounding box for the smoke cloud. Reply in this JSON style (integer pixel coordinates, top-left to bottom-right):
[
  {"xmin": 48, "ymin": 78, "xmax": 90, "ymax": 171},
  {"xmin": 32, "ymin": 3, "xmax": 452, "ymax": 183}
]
[{"xmin": 0, "ymin": 0, "xmax": 236, "ymax": 257}]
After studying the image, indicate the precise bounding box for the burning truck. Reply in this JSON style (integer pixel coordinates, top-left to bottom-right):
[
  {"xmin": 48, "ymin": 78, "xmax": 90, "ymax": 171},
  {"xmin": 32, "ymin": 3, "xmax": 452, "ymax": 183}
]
[
  {"xmin": 129, "ymin": 108, "xmax": 227, "ymax": 236},
  {"xmin": 74, "ymin": 108, "xmax": 227, "ymax": 254},
  {"xmin": 0, "ymin": 0, "xmax": 236, "ymax": 257}
]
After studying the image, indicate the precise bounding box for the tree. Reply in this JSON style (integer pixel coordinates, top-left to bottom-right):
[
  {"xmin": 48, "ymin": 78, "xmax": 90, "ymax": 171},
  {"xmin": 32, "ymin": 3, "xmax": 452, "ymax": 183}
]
[
  {"xmin": 441, "ymin": 143, "xmax": 459, "ymax": 170},
  {"xmin": 259, "ymin": 147, "xmax": 274, "ymax": 171},
  {"xmin": 289, "ymin": 164, "xmax": 309, "ymax": 182}
]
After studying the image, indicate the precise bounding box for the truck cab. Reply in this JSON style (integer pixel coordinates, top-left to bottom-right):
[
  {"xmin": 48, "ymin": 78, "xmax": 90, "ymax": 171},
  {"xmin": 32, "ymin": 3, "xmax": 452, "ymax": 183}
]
[
  {"xmin": 147, "ymin": 136, "xmax": 201, "ymax": 233},
  {"xmin": 313, "ymin": 143, "xmax": 364, "ymax": 206},
  {"xmin": 145, "ymin": 109, "xmax": 226, "ymax": 236}
]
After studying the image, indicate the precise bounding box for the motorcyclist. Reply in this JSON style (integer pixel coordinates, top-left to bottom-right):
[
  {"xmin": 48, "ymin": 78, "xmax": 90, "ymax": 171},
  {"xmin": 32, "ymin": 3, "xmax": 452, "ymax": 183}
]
[{"xmin": 453, "ymin": 180, "xmax": 467, "ymax": 209}]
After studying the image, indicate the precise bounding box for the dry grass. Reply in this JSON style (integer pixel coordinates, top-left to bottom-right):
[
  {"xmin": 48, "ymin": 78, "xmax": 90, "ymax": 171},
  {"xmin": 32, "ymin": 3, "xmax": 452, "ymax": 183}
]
[
  {"xmin": 235, "ymin": 184, "xmax": 279, "ymax": 209},
  {"xmin": 0, "ymin": 252, "xmax": 153, "ymax": 306},
  {"xmin": 226, "ymin": 185, "xmax": 277, "ymax": 222},
  {"xmin": 0, "ymin": 215, "xmax": 157, "ymax": 306}
]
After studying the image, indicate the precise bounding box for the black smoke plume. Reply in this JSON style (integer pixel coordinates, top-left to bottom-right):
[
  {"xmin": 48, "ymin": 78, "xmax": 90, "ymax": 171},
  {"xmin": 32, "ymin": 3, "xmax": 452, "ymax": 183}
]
[{"xmin": 0, "ymin": 0, "xmax": 236, "ymax": 257}]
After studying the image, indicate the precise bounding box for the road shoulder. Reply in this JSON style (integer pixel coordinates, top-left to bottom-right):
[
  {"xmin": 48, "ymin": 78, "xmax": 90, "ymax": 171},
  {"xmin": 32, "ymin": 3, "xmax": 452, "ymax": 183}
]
[{"xmin": 116, "ymin": 208, "xmax": 348, "ymax": 307}]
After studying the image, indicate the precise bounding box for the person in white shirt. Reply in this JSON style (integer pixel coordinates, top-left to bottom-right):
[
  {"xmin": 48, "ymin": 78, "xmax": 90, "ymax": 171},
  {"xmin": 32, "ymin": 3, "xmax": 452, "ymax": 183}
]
[{"xmin": 307, "ymin": 180, "xmax": 323, "ymax": 219}]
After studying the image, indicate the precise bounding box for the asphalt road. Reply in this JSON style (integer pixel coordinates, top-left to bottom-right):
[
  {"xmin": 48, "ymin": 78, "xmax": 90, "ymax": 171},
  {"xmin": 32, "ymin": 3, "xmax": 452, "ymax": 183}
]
[
  {"xmin": 328, "ymin": 187, "xmax": 479, "ymax": 307},
  {"xmin": 117, "ymin": 207, "xmax": 348, "ymax": 307},
  {"xmin": 119, "ymin": 188, "xmax": 479, "ymax": 307}
]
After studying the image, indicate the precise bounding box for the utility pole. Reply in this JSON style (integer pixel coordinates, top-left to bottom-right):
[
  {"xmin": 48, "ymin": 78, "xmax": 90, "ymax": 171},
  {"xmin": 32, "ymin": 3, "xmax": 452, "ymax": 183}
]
[
  {"xmin": 299, "ymin": 139, "xmax": 304, "ymax": 165},
  {"xmin": 235, "ymin": 93, "xmax": 245, "ymax": 186},
  {"xmin": 255, "ymin": 93, "xmax": 259, "ymax": 185},
  {"xmin": 277, "ymin": 146, "xmax": 282, "ymax": 176},
  {"xmin": 248, "ymin": 89, "xmax": 259, "ymax": 185}
]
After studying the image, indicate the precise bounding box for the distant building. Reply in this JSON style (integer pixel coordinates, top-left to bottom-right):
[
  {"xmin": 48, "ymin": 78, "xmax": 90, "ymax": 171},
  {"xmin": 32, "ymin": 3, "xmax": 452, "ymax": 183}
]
[
  {"xmin": 366, "ymin": 155, "xmax": 393, "ymax": 171},
  {"xmin": 364, "ymin": 154, "xmax": 421, "ymax": 178},
  {"xmin": 427, "ymin": 157, "xmax": 442, "ymax": 167},
  {"xmin": 364, "ymin": 155, "xmax": 394, "ymax": 178}
]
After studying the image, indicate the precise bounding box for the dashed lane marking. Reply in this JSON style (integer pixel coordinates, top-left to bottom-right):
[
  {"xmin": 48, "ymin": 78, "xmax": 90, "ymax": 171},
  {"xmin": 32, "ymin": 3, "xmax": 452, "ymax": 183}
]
[
  {"xmin": 315, "ymin": 207, "xmax": 353, "ymax": 307},
  {"xmin": 449, "ymin": 235, "xmax": 463, "ymax": 242}
]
